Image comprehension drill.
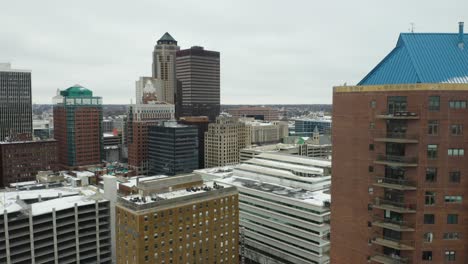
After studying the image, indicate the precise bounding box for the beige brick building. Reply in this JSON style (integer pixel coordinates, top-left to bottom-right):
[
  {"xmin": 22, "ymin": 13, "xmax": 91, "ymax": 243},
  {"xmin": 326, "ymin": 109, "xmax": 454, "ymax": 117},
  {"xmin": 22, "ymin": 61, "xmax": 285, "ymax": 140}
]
[
  {"xmin": 116, "ymin": 174, "xmax": 239, "ymax": 264},
  {"xmin": 204, "ymin": 116, "xmax": 251, "ymax": 168}
]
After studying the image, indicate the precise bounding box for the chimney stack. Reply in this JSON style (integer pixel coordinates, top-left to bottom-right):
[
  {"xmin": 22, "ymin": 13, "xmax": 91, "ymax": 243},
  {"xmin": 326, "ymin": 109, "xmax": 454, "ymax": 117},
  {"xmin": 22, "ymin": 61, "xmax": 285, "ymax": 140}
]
[{"xmin": 459, "ymin": 22, "xmax": 464, "ymax": 49}]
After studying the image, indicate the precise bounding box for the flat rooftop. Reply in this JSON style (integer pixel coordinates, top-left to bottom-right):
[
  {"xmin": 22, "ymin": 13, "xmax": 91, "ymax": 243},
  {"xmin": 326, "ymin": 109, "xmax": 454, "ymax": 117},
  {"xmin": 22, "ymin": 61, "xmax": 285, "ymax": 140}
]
[
  {"xmin": 0, "ymin": 185, "xmax": 105, "ymax": 216},
  {"xmin": 218, "ymin": 176, "xmax": 330, "ymax": 207}
]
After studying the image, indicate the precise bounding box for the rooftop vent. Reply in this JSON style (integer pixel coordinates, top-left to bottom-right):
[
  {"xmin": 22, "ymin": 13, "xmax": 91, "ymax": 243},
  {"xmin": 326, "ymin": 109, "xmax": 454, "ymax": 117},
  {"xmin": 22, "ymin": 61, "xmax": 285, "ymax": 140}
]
[{"xmin": 459, "ymin": 22, "xmax": 464, "ymax": 49}]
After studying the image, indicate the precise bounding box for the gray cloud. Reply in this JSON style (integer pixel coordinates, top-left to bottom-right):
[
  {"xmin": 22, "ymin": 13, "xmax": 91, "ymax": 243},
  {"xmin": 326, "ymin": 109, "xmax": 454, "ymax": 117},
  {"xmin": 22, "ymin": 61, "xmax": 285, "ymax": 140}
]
[{"xmin": 1, "ymin": 0, "xmax": 467, "ymax": 104}]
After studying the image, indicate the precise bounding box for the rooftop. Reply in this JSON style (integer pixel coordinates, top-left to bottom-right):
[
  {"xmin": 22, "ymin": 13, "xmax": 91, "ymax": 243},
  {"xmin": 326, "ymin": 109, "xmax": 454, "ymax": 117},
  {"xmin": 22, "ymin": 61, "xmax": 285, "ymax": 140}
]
[
  {"xmin": 218, "ymin": 176, "xmax": 330, "ymax": 207},
  {"xmin": 157, "ymin": 32, "xmax": 177, "ymax": 45},
  {"xmin": 359, "ymin": 23, "xmax": 468, "ymax": 85},
  {"xmin": 60, "ymin": 84, "xmax": 94, "ymax": 97},
  {"xmin": 0, "ymin": 185, "xmax": 104, "ymax": 216}
]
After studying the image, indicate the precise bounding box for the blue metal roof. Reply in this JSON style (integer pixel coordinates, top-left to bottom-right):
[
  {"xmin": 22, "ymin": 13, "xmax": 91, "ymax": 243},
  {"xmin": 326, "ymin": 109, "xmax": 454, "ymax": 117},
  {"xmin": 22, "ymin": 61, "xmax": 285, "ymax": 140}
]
[{"xmin": 358, "ymin": 32, "xmax": 468, "ymax": 85}]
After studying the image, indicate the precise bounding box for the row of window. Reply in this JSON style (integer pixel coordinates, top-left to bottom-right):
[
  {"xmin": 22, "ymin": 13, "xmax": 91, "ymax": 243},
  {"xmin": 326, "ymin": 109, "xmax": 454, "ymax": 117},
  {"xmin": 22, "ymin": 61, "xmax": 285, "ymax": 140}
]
[
  {"xmin": 424, "ymin": 192, "xmax": 463, "ymax": 205},
  {"xmin": 427, "ymin": 145, "xmax": 464, "ymax": 158},
  {"xmin": 371, "ymin": 97, "xmax": 467, "ymax": 111},
  {"xmin": 423, "ymin": 213, "xmax": 459, "ymax": 224},
  {"xmin": 428, "ymin": 121, "xmax": 463, "ymax": 135},
  {"xmin": 422, "ymin": 250, "xmax": 456, "ymax": 261}
]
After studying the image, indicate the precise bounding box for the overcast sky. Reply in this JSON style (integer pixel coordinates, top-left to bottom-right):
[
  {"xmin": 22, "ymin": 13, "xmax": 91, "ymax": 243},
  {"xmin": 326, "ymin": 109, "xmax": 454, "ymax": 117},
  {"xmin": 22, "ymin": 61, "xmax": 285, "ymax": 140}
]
[{"xmin": 1, "ymin": 0, "xmax": 467, "ymax": 104}]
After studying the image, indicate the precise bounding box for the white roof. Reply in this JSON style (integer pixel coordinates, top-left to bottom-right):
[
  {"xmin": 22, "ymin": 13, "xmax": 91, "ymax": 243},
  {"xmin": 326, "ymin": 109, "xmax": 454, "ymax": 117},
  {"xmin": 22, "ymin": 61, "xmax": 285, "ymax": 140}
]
[{"xmin": 0, "ymin": 186, "xmax": 105, "ymax": 216}]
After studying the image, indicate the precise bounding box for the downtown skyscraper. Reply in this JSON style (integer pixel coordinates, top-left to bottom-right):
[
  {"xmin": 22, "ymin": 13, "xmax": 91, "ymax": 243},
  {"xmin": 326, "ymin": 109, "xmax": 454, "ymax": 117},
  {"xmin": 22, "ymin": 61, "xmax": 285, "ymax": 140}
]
[
  {"xmin": 0, "ymin": 63, "xmax": 32, "ymax": 141},
  {"xmin": 176, "ymin": 46, "xmax": 220, "ymax": 121},
  {"xmin": 152, "ymin": 32, "xmax": 179, "ymax": 104}
]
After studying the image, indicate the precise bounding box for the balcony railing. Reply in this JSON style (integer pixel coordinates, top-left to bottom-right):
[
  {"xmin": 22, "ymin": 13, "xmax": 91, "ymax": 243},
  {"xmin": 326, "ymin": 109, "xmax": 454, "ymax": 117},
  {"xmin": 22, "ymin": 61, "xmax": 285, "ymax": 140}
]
[
  {"xmin": 372, "ymin": 236, "xmax": 415, "ymax": 250},
  {"xmin": 372, "ymin": 215, "xmax": 414, "ymax": 231},
  {"xmin": 374, "ymin": 177, "xmax": 417, "ymax": 190},
  {"xmin": 370, "ymin": 253, "xmax": 411, "ymax": 264},
  {"xmin": 373, "ymin": 132, "xmax": 419, "ymax": 143},
  {"xmin": 373, "ymin": 197, "xmax": 416, "ymax": 213},
  {"xmin": 376, "ymin": 111, "xmax": 419, "ymax": 120},
  {"xmin": 375, "ymin": 155, "xmax": 418, "ymax": 167}
]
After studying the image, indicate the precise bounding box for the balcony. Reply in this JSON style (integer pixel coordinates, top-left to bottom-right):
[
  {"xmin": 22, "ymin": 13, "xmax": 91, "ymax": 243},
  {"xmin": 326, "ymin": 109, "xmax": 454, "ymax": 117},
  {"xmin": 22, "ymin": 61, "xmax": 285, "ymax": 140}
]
[
  {"xmin": 373, "ymin": 177, "xmax": 417, "ymax": 191},
  {"xmin": 372, "ymin": 197, "xmax": 416, "ymax": 213},
  {"xmin": 374, "ymin": 155, "xmax": 418, "ymax": 167},
  {"xmin": 372, "ymin": 236, "xmax": 415, "ymax": 251},
  {"xmin": 372, "ymin": 215, "xmax": 414, "ymax": 232},
  {"xmin": 370, "ymin": 253, "xmax": 411, "ymax": 264},
  {"xmin": 376, "ymin": 111, "xmax": 419, "ymax": 120},
  {"xmin": 373, "ymin": 132, "xmax": 418, "ymax": 144}
]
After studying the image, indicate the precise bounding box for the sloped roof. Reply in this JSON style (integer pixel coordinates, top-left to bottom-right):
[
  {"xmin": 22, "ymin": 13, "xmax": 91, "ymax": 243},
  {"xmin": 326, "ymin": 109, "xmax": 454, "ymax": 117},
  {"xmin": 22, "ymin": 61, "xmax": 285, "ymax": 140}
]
[
  {"xmin": 157, "ymin": 32, "xmax": 177, "ymax": 45},
  {"xmin": 359, "ymin": 32, "xmax": 468, "ymax": 85}
]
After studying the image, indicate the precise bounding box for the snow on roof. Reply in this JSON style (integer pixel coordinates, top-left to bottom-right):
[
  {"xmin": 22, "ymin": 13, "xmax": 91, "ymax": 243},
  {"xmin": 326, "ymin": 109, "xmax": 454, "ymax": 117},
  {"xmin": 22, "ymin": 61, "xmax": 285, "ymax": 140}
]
[
  {"xmin": 218, "ymin": 176, "xmax": 330, "ymax": 207},
  {"xmin": 0, "ymin": 186, "xmax": 105, "ymax": 216}
]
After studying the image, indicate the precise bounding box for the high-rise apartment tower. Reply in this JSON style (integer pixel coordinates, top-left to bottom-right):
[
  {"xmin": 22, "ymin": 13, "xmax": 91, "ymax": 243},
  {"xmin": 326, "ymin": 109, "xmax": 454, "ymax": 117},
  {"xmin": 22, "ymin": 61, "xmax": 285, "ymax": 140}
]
[{"xmin": 331, "ymin": 23, "xmax": 468, "ymax": 264}]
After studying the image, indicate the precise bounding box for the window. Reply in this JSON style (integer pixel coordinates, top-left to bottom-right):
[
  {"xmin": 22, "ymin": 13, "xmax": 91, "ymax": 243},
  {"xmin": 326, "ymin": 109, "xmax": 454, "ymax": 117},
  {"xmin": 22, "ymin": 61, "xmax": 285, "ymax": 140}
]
[
  {"xmin": 370, "ymin": 100, "xmax": 376, "ymax": 108},
  {"xmin": 425, "ymin": 192, "xmax": 436, "ymax": 205},
  {"xmin": 368, "ymin": 166, "xmax": 374, "ymax": 172},
  {"xmin": 447, "ymin": 214, "xmax": 458, "ymax": 224},
  {"xmin": 445, "ymin": 251, "xmax": 456, "ymax": 261},
  {"xmin": 427, "ymin": 145, "xmax": 438, "ymax": 159},
  {"xmin": 423, "ymin": 232, "xmax": 433, "ymax": 243},
  {"xmin": 450, "ymin": 124, "xmax": 463, "ymax": 135},
  {"xmin": 449, "ymin": 171, "xmax": 461, "ymax": 183},
  {"xmin": 429, "ymin": 96, "xmax": 440, "ymax": 111},
  {"xmin": 443, "ymin": 232, "xmax": 460, "ymax": 240},
  {"xmin": 369, "ymin": 122, "xmax": 375, "ymax": 129},
  {"xmin": 444, "ymin": 196, "xmax": 462, "ymax": 203},
  {"xmin": 449, "ymin": 100, "xmax": 467, "ymax": 109},
  {"xmin": 424, "ymin": 214, "xmax": 435, "ymax": 224},
  {"xmin": 448, "ymin": 148, "xmax": 464, "ymax": 156},
  {"xmin": 422, "ymin": 251, "xmax": 433, "ymax": 261},
  {"xmin": 428, "ymin": 120, "xmax": 439, "ymax": 135},
  {"xmin": 387, "ymin": 96, "xmax": 407, "ymax": 113},
  {"xmin": 369, "ymin": 144, "xmax": 374, "ymax": 151},
  {"xmin": 425, "ymin": 168, "xmax": 437, "ymax": 182}
]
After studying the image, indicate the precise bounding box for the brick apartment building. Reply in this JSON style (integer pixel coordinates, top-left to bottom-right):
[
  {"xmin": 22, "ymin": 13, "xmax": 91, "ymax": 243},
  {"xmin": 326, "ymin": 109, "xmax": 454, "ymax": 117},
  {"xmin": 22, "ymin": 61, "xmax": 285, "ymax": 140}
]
[{"xmin": 331, "ymin": 23, "xmax": 468, "ymax": 263}]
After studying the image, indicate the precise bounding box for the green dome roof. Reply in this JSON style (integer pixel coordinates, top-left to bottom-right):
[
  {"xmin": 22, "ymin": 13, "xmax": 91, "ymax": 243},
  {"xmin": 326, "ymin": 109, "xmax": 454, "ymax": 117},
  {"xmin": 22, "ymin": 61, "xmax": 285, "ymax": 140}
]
[{"xmin": 60, "ymin": 84, "xmax": 93, "ymax": 97}]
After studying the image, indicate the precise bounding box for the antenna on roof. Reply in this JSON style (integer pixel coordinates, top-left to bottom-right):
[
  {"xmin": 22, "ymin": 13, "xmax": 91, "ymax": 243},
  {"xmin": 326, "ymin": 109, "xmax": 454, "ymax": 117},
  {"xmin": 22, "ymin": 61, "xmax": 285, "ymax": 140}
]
[{"xmin": 409, "ymin": 23, "xmax": 415, "ymax": 33}]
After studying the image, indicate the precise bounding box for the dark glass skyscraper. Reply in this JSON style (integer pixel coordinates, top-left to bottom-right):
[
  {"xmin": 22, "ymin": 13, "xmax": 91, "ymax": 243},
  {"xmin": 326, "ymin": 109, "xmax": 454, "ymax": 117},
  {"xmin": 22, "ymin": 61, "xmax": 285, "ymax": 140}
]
[
  {"xmin": 176, "ymin": 46, "xmax": 220, "ymax": 121},
  {"xmin": 148, "ymin": 121, "xmax": 198, "ymax": 175},
  {"xmin": 0, "ymin": 63, "xmax": 32, "ymax": 141}
]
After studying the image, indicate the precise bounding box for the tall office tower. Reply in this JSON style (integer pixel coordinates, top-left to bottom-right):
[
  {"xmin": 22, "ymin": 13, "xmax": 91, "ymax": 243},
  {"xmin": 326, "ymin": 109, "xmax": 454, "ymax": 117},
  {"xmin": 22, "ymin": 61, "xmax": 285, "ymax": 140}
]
[
  {"xmin": 0, "ymin": 140, "xmax": 57, "ymax": 187},
  {"xmin": 0, "ymin": 63, "xmax": 32, "ymax": 141},
  {"xmin": 179, "ymin": 116, "xmax": 210, "ymax": 169},
  {"xmin": 115, "ymin": 174, "xmax": 239, "ymax": 264},
  {"xmin": 53, "ymin": 85, "xmax": 103, "ymax": 169},
  {"xmin": 148, "ymin": 121, "xmax": 199, "ymax": 175},
  {"xmin": 331, "ymin": 23, "xmax": 468, "ymax": 264},
  {"xmin": 196, "ymin": 152, "xmax": 332, "ymax": 264},
  {"xmin": 204, "ymin": 116, "xmax": 251, "ymax": 168},
  {"xmin": 0, "ymin": 184, "xmax": 112, "ymax": 263},
  {"xmin": 152, "ymin": 32, "xmax": 179, "ymax": 104},
  {"xmin": 176, "ymin": 46, "xmax": 220, "ymax": 121}
]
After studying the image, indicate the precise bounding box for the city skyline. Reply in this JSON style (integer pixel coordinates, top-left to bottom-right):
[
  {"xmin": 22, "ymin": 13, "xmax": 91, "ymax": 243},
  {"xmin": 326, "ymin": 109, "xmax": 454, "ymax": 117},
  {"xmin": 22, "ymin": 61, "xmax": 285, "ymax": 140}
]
[{"xmin": 1, "ymin": 0, "xmax": 467, "ymax": 104}]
